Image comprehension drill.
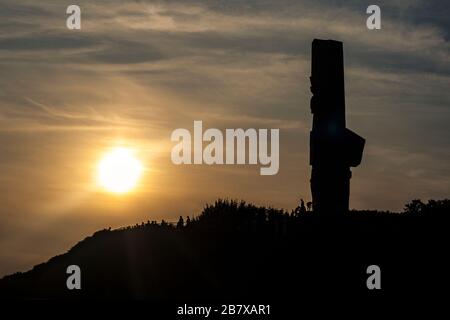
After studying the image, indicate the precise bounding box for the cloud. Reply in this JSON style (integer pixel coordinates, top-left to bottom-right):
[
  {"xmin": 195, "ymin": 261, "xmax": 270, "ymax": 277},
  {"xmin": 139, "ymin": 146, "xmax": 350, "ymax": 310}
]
[{"xmin": 0, "ymin": 0, "xmax": 449, "ymax": 277}]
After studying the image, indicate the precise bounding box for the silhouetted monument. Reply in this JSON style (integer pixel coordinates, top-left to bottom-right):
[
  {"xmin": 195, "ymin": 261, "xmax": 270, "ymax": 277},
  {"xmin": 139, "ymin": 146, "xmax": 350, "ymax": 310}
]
[{"xmin": 309, "ymin": 39, "xmax": 365, "ymax": 215}]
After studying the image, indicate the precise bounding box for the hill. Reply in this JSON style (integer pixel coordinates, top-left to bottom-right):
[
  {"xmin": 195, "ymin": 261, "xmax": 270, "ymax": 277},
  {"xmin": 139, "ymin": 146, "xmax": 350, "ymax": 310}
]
[{"xmin": 0, "ymin": 199, "xmax": 449, "ymax": 301}]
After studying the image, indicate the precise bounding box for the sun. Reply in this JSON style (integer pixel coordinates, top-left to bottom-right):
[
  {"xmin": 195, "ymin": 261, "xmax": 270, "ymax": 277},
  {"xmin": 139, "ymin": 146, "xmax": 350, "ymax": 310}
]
[{"xmin": 97, "ymin": 147, "xmax": 143, "ymax": 194}]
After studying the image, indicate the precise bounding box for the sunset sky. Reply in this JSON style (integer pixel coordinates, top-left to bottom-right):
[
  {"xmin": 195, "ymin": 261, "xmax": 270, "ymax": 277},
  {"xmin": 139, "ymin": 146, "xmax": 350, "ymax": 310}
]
[{"xmin": 0, "ymin": 0, "xmax": 449, "ymax": 276}]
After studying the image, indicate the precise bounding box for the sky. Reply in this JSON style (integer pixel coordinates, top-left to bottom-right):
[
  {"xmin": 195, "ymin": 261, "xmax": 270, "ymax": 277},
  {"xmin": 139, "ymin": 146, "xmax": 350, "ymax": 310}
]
[{"xmin": 0, "ymin": 0, "xmax": 449, "ymax": 276}]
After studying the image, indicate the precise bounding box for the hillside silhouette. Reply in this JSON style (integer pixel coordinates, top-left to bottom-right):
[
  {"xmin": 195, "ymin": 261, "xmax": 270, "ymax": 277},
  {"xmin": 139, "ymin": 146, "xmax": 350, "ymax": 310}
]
[{"xmin": 0, "ymin": 198, "xmax": 449, "ymax": 301}]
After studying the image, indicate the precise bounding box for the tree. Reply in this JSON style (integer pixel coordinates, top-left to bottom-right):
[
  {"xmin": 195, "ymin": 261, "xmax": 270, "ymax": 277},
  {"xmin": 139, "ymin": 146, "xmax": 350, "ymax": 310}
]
[
  {"xmin": 299, "ymin": 200, "xmax": 306, "ymax": 215},
  {"xmin": 177, "ymin": 216, "xmax": 184, "ymax": 229},
  {"xmin": 404, "ymin": 199, "xmax": 425, "ymax": 215},
  {"xmin": 293, "ymin": 199, "xmax": 307, "ymax": 217}
]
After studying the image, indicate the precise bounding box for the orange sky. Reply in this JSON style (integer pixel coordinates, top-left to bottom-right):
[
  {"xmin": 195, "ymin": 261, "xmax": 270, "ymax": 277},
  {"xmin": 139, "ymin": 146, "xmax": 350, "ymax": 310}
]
[{"xmin": 0, "ymin": 0, "xmax": 449, "ymax": 276}]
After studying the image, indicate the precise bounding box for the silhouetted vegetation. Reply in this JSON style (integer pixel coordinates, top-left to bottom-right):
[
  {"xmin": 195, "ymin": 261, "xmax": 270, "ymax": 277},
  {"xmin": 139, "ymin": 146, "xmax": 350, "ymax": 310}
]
[{"xmin": 0, "ymin": 198, "xmax": 448, "ymax": 300}]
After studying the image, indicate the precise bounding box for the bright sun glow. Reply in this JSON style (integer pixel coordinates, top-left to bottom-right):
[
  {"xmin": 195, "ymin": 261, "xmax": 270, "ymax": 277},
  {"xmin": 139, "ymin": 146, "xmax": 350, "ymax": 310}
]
[{"xmin": 97, "ymin": 147, "xmax": 143, "ymax": 194}]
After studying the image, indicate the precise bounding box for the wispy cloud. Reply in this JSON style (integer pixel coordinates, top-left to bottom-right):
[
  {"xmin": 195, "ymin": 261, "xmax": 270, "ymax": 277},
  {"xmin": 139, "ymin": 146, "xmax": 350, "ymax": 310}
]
[{"xmin": 0, "ymin": 0, "xmax": 449, "ymax": 277}]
